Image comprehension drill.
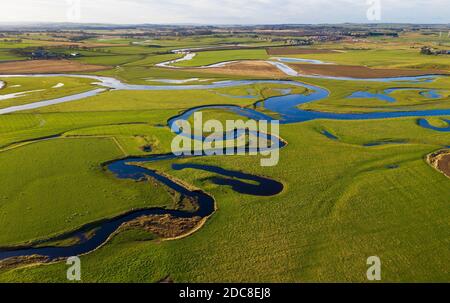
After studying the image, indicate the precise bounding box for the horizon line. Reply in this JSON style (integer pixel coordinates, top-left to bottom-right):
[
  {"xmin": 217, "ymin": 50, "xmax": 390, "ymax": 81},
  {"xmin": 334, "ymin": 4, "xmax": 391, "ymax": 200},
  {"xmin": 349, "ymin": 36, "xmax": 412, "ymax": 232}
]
[{"xmin": 0, "ymin": 21, "xmax": 449, "ymax": 27}]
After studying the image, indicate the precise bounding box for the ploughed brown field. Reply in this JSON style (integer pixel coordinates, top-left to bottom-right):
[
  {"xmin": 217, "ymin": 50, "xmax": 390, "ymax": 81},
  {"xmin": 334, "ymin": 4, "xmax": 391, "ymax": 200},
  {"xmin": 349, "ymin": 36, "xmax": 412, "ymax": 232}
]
[
  {"xmin": 287, "ymin": 63, "xmax": 450, "ymax": 78},
  {"xmin": 0, "ymin": 60, "xmax": 110, "ymax": 74},
  {"xmin": 266, "ymin": 47, "xmax": 338, "ymax": 55},
  {"xmin": 438, "ymin": 154, "xmax": 450, "ymax": 178},
  {"xmin": 428, "ymin": 150, "xmax": 450, "ymax": 178},
  {"xmin": 190, "ymin": 60, "xmax": 287, "ymax": 78},
  {"xmin": 436, "ymin": 153, "xmax": 450, "ymax": 178}
]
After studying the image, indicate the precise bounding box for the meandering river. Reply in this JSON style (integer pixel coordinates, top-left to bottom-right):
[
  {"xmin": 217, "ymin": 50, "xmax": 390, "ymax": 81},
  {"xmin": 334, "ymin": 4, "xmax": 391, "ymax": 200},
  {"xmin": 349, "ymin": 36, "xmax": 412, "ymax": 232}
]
[{"xmin": 0, "ymin": 64, "xmax": 449, "ymax": 262}]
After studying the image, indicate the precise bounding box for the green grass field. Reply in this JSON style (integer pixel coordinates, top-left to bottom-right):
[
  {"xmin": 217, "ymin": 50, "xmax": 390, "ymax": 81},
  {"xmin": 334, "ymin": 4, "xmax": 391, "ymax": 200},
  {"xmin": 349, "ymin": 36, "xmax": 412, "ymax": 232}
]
[
  {"xmin": 173, "ymin": 49, "xmax": 270, "ymax": 67},
  {"xmin": 0, "ymin": 77, "xmax": 96, "ymax": 109},
  {"xmin": 283, "ymin": 49, "xmax": 450, "ymax": 70},
  {"xmin": 1, "ymin": 118, "xmax": 449, "ymax": 282},
  {"xmin": 0, "ymin": 137, "xmax": 173, "ymax": 246},
  {"xmin": 0, "ymin": 31, "xmax": 449, "ymax": 283},
  {"xmin": 0, "ymin": 50, "xmax": 25, "ymax": 62},
  {"xmin": 298, "ymin": 76, "xmax": 450, "ymax": 113}
]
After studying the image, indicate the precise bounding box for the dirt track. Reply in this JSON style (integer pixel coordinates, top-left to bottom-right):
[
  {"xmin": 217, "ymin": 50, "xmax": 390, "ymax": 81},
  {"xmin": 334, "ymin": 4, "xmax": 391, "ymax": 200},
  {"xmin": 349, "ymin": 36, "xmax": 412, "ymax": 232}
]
[
  {"xmin": 0, "ymin": 60, "xmax": 110, "ymax": 74},
  {"xmin": 287, "ymin": 63, "xmax": 449, "ymax": 78}
]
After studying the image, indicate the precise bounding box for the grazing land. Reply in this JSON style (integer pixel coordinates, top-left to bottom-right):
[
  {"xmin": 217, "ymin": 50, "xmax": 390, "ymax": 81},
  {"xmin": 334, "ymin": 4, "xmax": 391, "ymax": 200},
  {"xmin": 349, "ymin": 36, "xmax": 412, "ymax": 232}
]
[
  {"xmin": 0, "ymin": 24, "xmax": 449, "ymax": 283},
  {"xmin": 288, "ymin": 63, "xmax": 449, "ymax": 78},
  {"xmin": 0, "ymin": 76, "xmax": 96, "ymax": 109},
  {"xmin": 266, "ymin": 47, "xmax": 338, "ymax": 55},
  {"xmin": 173, "ymin": 49, "xmax": 270, "ymax": 67}
]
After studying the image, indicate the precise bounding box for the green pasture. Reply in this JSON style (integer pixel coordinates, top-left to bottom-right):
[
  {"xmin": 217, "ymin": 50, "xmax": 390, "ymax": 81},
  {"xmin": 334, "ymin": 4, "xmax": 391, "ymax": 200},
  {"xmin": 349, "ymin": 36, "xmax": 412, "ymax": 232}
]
[
  {"xmin": 173, "ymin": 49, "xmax": 269, "ymax": 67},
  {"xmin": 0, "ymin": 77, "xmax": 96, "ymax": 109},
  {"xmin": 282, "ymin": 49, "xmax": 450, "ymax": 70},
  {"xmin": 0, "ymin": 117, "xmax": 449, "ymax": 282},
  {"xmin": 19, "ymin": 82, "xmax": 304, "ymax": 114},
  {"xmin": 0, "ymin": 50, "xmax": 25, "ymax": 62},
  {"xmin": 0, "ymin": 34, "xmax": 449, "ymax": 283},
  {"xmin": 299, "ymin": 76, "xmax": 450, "ymax": 113},
  {"xmin": 0, "ymin": 137, "xmax": 173, "ymax": 247}
]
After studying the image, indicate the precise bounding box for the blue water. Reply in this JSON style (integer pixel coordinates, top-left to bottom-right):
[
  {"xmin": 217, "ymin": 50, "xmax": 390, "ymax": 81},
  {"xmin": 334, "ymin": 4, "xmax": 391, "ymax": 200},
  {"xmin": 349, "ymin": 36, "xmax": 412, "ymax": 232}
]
[
  {"xmin": 420, "ymin": 90, "xmax": 443, "ymax": 99},
  {"xmin": 418, "ymin": 119, "xmax": 450, "ymax": 132},
  {"xmin": 386, "ymin": 164, "xmax": 400, "ymax": 169},
  {"xmin": 321, "ymin": 130, "xmax": 339, "ymax": 140},
  {"xmin": 363, "ymin": 140, "xmax": 408, "ymax": 147},
  {"xmin": 0, "ymin": 154, "xmax": 283, "ymax": 261},
  {"xmin": 1, "ymin": 72, "xmax": 450, "ymax": 262},
  {"xmin": 274, "ymin": 57, "xmax": 328, "ymax": 65},
  {"xmin": 255, "ymin": 86, "xmax": 450, "ymax": 124},
  {"xmin": 348, "ymin": 88, "xmax": 443, "ymax": 103},
  {"xmin": 348, "ymin": 91, "xmax": 396, "ymax": 103},
  {"xmin": 172, "ymin": 163, "xmax": 284, "ymax": 196}
]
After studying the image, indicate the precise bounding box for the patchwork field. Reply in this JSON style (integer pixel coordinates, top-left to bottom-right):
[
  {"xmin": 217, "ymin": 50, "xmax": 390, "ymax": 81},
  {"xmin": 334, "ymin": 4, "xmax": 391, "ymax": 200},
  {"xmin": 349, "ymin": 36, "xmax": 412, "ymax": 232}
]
[
  {"xmin": 0, "ymin": 60, "xmax": 109, "ymax": 74},
  {"xmin": 0, "ymin": 29, "xmax": 449, "ymax": 283},
  {"xmin": 300, "ymin": 76, "xmax": 450, "ymax": 113},
  {"xmin": 187, "ymin": 60, "xmax": 288, "ymax": 78},
  {"xmin": 280, "ymin": 49, "xmax": 450, "ymax": 70},
  {"xmin": 173, "ymin": 49, "xmax": 270, "ymax": 67},
  {"xmin": 288, "ymin": 63, "xmax": 449, "ymax": 78}
]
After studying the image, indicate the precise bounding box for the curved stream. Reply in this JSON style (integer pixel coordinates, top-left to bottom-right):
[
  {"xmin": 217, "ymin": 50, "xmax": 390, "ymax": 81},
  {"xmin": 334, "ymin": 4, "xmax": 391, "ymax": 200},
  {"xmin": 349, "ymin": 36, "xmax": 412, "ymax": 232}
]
[
  {"xmin": 0, "ymin": 150, "xmax": 284, "ymax": 261},
  {"xmin": 1, "ymin": 67, "xmax": 449, "ymax": 263}
]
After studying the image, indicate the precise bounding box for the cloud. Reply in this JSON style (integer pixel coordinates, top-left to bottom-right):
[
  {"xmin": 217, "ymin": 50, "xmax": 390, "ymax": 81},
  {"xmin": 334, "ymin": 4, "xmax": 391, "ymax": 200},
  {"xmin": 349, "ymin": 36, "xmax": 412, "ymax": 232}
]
[{"xmin": 0, "ymin": 0, "xmax": 449, "ymax": 24}]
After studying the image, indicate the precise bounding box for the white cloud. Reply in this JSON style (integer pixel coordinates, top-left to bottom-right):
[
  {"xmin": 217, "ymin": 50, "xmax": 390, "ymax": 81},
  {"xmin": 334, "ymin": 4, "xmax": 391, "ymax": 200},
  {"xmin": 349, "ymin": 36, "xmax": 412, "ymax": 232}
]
[{"xmin": 0, "ymin": 0, "xmax": 448, "ymax": 24}]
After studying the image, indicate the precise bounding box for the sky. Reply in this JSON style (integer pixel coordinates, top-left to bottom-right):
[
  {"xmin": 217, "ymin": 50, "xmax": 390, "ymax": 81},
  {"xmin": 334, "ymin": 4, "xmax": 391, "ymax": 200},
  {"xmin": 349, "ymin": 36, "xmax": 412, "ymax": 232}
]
[{"xmin": 0, "ymin": 0, "xmax": 449, "ymax": 25}]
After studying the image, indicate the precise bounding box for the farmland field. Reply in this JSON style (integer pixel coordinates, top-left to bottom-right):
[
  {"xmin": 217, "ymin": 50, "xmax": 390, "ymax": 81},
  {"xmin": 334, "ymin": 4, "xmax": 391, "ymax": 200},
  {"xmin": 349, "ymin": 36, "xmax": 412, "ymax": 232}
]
[{"xmin": 0, "ymin": 25, "xmax": 449, "ymax": 284}]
